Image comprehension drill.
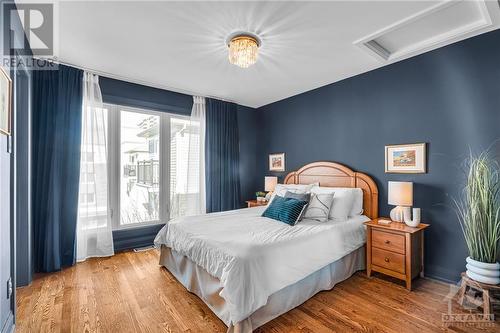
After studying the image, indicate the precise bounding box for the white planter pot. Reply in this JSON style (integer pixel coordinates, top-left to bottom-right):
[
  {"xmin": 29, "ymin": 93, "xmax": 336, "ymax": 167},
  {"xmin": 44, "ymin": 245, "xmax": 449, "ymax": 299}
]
[{"xmin": 465, "ymin": 257, "xmax": 500, "ymax": 285}]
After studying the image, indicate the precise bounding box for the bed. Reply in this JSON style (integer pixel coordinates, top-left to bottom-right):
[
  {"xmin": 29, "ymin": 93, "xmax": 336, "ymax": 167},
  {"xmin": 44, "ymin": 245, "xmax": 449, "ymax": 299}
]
[{"xmin": 154, "ymin": 162, "xmax": 378, "ymax": 332}]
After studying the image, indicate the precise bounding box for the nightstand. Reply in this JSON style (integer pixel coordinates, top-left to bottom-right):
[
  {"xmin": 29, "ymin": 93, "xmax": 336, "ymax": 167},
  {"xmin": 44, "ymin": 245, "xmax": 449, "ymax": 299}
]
[
  {"xmin": 246, "ymin": 200, "xmax": 268, "ymax": 208},
  {"xmin": 364, "ymin": 218, "xmax": 429, "ymax": 290}
]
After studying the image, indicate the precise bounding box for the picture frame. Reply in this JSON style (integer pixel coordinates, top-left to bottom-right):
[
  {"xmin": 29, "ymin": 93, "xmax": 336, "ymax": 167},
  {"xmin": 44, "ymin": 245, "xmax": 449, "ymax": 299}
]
[
  {"xmin": 0, "ymin": 66, "xmax": 12, "ymax": 136},
  {"xmin": 385, "ymin": 143, "xmax": 426, "ymax": 173},
  {"xmin": 269, "ymin": 153, "xmax": 285, "ymax": 172}
]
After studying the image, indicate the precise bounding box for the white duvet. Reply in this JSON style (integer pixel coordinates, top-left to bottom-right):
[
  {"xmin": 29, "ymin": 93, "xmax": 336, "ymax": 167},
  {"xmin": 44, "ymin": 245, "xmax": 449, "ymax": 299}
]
[{"xmin": 154, "ymin": 206, "xmax": 369, "ymax": 324}]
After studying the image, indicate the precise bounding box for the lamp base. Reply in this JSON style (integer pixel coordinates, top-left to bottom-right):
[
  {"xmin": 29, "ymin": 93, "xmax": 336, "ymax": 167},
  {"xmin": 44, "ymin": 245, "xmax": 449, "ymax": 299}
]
[{"xmin": 390, "ymin": 206, "xmax": 410, "ymax": 222}]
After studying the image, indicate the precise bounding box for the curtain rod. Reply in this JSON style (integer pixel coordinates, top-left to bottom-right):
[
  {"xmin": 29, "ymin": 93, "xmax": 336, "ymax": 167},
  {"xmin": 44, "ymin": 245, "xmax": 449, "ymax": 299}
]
[{"xmin": 33, "ymin": 57, "xmax": 236, "ymax": 104}]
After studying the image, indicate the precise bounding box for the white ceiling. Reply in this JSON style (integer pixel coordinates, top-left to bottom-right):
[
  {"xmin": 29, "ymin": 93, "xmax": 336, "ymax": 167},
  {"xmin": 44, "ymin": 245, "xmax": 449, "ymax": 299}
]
[{"xmin": 52, "ymin": 1, "xmax": 500, "ymax": 108}]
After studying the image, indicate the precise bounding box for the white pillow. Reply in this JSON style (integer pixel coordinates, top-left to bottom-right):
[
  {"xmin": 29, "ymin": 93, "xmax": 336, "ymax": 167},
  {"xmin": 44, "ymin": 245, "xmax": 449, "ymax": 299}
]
[
  {"xmin": 350, "ymin": 188, "xmax": 364, "ymax": 216},
  {"xmin": 311, "ymin": 186, "xmax": 356, "ymax": 221},
  {"xmin": 269, "ymin": 183, "xmax": 318, "ymax": 204},
  {"xmin": 303, "ymin": 193, "xmax": 335, "ymax": 222}
]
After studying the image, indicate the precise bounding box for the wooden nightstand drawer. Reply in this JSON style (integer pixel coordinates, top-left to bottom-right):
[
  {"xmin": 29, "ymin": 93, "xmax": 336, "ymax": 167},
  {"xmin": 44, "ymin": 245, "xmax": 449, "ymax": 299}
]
[
  {"xmin": 372, "ymin": 247, "xmax": 405, "ymax": 274},
  {"xmin": 365, "ymin": 219, "xmax": 429, "ymax": 290},
  {"xmin": 372, "ymin": 229, "xmax": 405, "ymax": 254}
]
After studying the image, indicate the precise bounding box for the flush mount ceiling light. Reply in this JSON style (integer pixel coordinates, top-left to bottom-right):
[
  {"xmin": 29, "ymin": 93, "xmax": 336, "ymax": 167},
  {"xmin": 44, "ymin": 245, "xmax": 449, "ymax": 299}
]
[{"xmin": 227, "ymin": 33, "xmax": 261, "ymax": 68}]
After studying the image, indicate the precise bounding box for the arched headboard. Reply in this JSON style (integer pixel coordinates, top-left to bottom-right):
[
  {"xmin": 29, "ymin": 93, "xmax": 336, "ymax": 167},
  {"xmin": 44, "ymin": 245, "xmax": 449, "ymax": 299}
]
[{"xmin": 284, "ymin": 161, "xmax": 379, "ymax": 219}]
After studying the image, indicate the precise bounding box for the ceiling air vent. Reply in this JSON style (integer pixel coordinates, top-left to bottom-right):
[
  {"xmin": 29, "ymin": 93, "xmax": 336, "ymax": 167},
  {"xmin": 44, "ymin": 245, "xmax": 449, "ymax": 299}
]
[{"xmin": 354, "ymin": 0, "xmax": 492, "ymax": 62}]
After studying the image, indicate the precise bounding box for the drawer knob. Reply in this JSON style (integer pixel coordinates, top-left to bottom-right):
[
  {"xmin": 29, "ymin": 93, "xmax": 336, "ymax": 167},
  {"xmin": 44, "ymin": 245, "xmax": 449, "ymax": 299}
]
[
  {"xmin": 384, "ymin": 257, "xmax": 390, "ymax": 263},
  {"xmin": 384, "ymin": 240, "xmax": 390, "ymax": 244}
]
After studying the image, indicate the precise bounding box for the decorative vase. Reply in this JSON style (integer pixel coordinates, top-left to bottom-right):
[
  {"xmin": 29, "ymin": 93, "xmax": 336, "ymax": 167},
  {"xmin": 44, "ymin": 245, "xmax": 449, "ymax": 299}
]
[
  {"xmin": 389, "ymin": 206, "xmax": 410, "ymax": 222},
  {"xmin": 466, "ymin": 257, "xmax": 500, "ymax": 285},
  {"xmin": 256, "ymin": 196, "xmax": 265, "ymax": 202},
  {"xmin": 404, "ymin": 208, "xmax": 421, "ymax": 227}
]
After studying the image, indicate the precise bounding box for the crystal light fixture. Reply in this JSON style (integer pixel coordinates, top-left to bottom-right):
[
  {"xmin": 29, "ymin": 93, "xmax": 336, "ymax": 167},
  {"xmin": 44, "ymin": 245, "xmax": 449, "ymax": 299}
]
[{"xmin": 228, "ymin": 34, "xmax": 260, "ymax": 68}]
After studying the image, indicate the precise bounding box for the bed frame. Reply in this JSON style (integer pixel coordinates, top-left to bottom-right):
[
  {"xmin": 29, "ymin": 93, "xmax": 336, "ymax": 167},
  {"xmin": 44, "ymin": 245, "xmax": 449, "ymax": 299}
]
[
  {"xmin": 159, "ymin": 161, "xmax": 379, "ymax": 332},
  {"xmin": 284, "ymin": 161, "xmax": 379, "ymax": 219}
]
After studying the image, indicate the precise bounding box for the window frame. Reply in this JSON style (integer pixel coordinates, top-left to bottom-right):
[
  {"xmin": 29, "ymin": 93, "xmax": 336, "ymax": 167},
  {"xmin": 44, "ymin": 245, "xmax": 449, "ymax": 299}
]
[{"xmin": 106, "ymin": 103, "xmax": 188, "ymax": 230}]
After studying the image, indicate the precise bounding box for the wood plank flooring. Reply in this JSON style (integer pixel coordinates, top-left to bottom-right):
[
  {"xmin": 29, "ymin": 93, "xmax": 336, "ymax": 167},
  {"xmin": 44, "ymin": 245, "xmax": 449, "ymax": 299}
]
[{"xmin": 17, "ymin": 249, "xmax": 499, "ymax": 332}]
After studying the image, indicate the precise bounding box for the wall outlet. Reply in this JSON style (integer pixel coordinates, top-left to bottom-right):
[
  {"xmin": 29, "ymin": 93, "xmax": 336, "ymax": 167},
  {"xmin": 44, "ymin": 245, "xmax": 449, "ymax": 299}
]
[{"xmin": 7, "ymin": 277, "xmax": 12, "ymax": 299}]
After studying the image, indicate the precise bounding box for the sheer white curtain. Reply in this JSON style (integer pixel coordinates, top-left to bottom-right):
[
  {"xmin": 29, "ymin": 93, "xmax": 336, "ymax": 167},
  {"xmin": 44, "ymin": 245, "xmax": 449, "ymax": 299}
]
[
  {"xmin": 76, "ymin": 72, "xmax": 114, "ymax": 261},
  {"xmin": 170, "ymin": 96, "xmax": 206, "ymax": 218}
]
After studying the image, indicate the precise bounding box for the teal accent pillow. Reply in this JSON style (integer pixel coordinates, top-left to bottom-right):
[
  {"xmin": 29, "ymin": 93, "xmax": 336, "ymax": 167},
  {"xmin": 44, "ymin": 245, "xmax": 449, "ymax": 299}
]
[{"xmin": 262, "ymin": 195, "xmax": 308, "ymax": 226}]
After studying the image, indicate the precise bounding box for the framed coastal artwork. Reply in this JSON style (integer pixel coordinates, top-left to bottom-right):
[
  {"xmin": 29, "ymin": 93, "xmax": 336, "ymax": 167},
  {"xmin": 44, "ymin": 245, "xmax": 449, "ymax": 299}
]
[
  {"xmin": 0, "ymin": 66, "xmax": 12, "ymax": 136},
  {"xmin": 385, "ymin": 143, "xmax": 426, "ymax": 173},
  {"xmin": 269, "ymin": 153, "xmax": 285, "ymax": 172}
]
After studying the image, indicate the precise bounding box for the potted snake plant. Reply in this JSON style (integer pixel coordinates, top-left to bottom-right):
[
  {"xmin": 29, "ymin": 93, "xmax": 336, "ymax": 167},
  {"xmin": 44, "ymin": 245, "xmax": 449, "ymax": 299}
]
[{"xmin": 454, "ymin": 150, "xmax": 500, "ymax": 284}]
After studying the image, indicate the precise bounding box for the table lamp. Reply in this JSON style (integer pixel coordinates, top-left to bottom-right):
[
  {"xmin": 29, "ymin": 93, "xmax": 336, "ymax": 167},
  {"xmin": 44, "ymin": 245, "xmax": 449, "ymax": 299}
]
[
  {"xmin": 264, "ymin": 176, "xmax": 278, "ymax": 201},
  {"xmin": 388, "ymin": 181, "xmax": 413, "ymax": 222}
]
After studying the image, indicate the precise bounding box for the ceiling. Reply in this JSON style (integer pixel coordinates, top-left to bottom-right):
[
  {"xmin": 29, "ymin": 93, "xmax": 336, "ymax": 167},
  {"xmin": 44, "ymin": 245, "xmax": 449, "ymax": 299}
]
[{"xmin": 51, "ymin": 1, "xmax": 500, "ymax": 108}]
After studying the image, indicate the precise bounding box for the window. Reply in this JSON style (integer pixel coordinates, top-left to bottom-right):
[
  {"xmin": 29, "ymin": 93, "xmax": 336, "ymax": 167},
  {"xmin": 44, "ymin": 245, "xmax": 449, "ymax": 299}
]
[
  {"xmin": 106, "ymin": 104, "xmax": 197, "ymax": 230},
  {"xmin": 170, "ymin": 117, "xmax": 201, "ymax": 219},
  {"xmin": 120, "ymin": 111, "xmax": 160, "ymax": 225}
]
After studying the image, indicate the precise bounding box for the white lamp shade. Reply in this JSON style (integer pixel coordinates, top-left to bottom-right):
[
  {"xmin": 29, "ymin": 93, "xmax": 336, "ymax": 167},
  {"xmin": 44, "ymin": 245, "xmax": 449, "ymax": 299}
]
[
  {"xmin": 265, "ymin": 176, "xmax": 278, "ymax": 192},
  {"xmin": 388, "ymin": 181, "xmax": 413, "ymax": 206}
]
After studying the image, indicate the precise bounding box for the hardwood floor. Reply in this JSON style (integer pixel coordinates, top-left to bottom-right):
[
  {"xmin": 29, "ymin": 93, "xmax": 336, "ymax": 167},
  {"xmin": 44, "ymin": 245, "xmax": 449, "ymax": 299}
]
[{"xmin": 17, "ymin": 249, "xmax": 499, "ymax": 332}]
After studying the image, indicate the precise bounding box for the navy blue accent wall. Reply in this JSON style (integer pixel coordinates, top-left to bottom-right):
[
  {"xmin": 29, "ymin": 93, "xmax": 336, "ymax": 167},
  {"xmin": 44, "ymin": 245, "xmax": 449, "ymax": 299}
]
[
  {"xmin": 113, "ymin": 224, "xmax": 164, "ymax": 252},
  {"xmin": 255, "ymin": 29, "xmax": 500, "ymax": 283}
]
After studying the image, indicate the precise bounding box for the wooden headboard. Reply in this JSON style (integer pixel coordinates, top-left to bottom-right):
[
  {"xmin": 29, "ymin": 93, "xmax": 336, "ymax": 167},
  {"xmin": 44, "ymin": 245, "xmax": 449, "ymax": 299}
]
[{"xmin": 284, "ymin": 161, "xmax": 379, "ymax": 219}]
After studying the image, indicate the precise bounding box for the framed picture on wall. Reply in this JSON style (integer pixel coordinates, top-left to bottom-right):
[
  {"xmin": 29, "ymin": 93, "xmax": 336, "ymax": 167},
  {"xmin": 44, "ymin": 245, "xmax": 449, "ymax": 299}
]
[
  {"xmin": 269, "ymin": 153, "xmax": 285, "ymax": 172},
  {"xmin": 0, "ymin": 66, "xmax": 12, "ymax": 136},
  {"xmin": 385, "ymin": 143, "xmax": 426, "ymax": 173}
]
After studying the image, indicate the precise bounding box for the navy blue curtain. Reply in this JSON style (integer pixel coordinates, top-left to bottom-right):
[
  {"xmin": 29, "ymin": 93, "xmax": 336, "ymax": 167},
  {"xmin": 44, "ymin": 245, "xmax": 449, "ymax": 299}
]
[
  {"xmin": 205, "ymin": 98, "xmax": 240, "ymax": 213},
  {"xmin": 205, "ymin": 98, "xmax": 241, "ymax": 212},
  {"xmin": 32, "ymin": 64, "xmax": 83, "ymax": 272}
]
